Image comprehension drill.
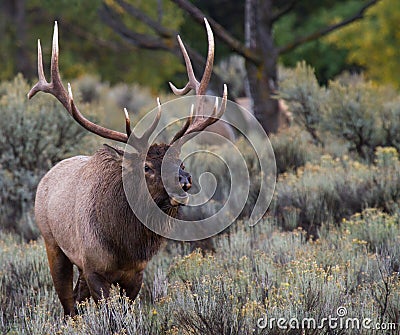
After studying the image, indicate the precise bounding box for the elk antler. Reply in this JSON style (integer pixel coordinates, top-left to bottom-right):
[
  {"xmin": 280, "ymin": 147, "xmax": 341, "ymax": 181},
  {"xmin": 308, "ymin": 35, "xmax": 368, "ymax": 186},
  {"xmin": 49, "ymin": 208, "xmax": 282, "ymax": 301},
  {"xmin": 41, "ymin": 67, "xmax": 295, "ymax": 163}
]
[
  {"xmin": 28, "ymin": 21, "xmax": 161, "ymax": 149},
  {"xmin": 169, "ymin": 18, "xmax": 228, "ymax": 144}
]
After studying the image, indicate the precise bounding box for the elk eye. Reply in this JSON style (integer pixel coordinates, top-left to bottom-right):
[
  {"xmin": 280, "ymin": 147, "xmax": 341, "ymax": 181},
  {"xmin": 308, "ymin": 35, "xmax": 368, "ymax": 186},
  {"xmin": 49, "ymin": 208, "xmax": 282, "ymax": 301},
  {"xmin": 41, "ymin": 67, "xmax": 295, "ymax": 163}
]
[{"xmin": 144, "ymin": 164, "xmax": 151, "ymax": 173}]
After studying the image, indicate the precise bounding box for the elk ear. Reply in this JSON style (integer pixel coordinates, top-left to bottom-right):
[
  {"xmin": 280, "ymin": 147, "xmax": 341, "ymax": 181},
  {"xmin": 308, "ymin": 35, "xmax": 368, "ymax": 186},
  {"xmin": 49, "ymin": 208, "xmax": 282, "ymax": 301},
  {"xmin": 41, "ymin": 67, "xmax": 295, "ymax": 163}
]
[{"xmin": 103, "ymin": 144, "xmax": 124, "ymax": 158}]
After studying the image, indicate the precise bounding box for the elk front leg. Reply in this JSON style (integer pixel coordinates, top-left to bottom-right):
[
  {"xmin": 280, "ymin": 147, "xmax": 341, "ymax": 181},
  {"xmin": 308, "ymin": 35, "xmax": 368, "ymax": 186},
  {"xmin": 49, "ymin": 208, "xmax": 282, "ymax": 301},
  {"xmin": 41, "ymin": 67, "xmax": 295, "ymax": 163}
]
[
  {"xmin": 84, "ymin": 271, "xmax": 112, "ymax": 303},
  {"xmin": 44, "ymin": 241, "xmax": 75, "ymax": 316},
  {"xmin": 119, "ymin": 270, "xmax": 144, "ymax": 302}
]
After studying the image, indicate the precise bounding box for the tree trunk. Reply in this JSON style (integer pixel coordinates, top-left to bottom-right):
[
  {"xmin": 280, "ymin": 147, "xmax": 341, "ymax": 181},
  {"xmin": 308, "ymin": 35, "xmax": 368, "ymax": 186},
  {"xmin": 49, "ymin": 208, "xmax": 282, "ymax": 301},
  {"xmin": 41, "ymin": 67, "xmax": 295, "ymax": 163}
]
[
  {"xmin": 245, "ymin": 0, "xmax": 279, "ymax": 134},
  {"xmin": 14, "ymin": 0, "xmax": 32, "ymax": 76},
  {"xmin": 2, "ymin": 0, "xmax": 32, "ymax": 77}
]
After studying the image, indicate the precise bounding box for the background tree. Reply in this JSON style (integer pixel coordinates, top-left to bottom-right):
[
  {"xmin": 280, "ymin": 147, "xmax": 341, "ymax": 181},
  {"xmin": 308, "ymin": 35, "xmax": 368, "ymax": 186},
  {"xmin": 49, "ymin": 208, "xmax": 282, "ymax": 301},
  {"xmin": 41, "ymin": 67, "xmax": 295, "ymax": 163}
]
[
  {"xmin": 327, "ymin": 0, "xmax": 400, "ymax": 88},
  {"xmin": 0, "ymin": 0, "xmax": 184, "ymax": 88},
  {"xmin": 275, "ymin": 0, "xmax": 371, "ymax": 83},
  {"xmin": 0, "ymin": 0, "xmax": 383, "ymax": 134},
  {"xmin": 0, "ymin": 0, "xmax": 33, "ymax": 78},
  {"xmin": 100, "ymin": 0, "xmax": 379, "ymax": 133}
]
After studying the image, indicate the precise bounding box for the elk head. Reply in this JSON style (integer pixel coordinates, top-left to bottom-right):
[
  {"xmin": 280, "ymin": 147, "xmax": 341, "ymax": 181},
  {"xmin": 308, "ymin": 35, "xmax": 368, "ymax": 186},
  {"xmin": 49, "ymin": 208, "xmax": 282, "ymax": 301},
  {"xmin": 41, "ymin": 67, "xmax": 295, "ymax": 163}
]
[{"xmin": 28, "ymin": 19, "xmax": 227, "ymax": 211}]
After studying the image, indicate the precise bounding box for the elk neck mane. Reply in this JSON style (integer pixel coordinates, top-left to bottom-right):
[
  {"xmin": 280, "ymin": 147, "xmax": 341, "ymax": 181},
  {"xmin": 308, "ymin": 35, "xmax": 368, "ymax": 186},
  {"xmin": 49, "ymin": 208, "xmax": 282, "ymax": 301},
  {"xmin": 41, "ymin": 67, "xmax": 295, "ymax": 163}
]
[{"xmin": 81, "ymin": 145, "xmax": 179, "ymax": 261}]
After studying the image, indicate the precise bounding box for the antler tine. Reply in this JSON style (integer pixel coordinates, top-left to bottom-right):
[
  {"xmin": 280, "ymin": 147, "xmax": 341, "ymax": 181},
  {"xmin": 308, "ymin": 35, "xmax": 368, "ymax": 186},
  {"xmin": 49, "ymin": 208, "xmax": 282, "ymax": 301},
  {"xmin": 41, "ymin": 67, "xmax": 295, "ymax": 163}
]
[
  {"xmin": 139, "ymin": 98, "xmax": 163, "ymax": 143},
  {"xmin": 184, "ymin": 85, "xmax": 228, "ymax": 136},
  {"xmin": 50, "ymin": 22, "xmax": 64, "ymax": 94},
  {"xmin": 169, "ymin": 18, "xmax": 214, "ymax": 97},
  {"xmin": 37, "ymin": 40, "xmax": 46, "ymax": 82},
  {"xmin": 28, "ymin": 22, "xmax": 68, "ymax": 109},
  {"xmin": 169, "ymin": 19, "xmax": 228, "ymax": 144},
  {"xmin": 215, "ymin": 84, "xmax": 228, "ymax": 119},
  {"xmin": 198, "ymin": 18, "xmax": 214, "ymax": 96},
  {"xmin": 124, "ymin": 108, "xmax": 132, "ymax": 136},
  {"xmin": 171, "ymin": 85, "xmax": 228, "ymax": 144},
  {"xmin": 207, "ymin": 85, "xmax": 227, "ymax": 122},
  {"xmin": 170, "ymin": 104, "xmax": 195, "ymax": 144},
  {"xmin": 169, "ymin": 35, "xmax": 199, "ymax": 96},
  {"xmin": 27, "ymin": 39, "xmax": 48, "ymax": 99}
]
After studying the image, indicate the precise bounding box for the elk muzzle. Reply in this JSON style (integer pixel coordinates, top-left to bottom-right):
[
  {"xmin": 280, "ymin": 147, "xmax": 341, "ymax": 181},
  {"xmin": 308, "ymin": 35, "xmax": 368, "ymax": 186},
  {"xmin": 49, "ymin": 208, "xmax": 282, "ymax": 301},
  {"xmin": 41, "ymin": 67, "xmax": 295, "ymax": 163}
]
[
  {"xmin": 179, "ymin": 168, "xmax": 192, "ymax": 192},
  {"xmin": 170, "ymin": 167, "xmax": 192, "ymax": 206}
]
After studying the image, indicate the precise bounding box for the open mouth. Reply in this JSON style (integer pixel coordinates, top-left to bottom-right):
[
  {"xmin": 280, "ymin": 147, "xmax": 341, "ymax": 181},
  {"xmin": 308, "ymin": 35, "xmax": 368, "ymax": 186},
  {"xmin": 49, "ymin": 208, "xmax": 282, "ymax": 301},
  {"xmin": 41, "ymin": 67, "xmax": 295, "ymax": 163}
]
[{"xmin": 170, "ymin": 194, "xmax": 189, "ymax": 206}]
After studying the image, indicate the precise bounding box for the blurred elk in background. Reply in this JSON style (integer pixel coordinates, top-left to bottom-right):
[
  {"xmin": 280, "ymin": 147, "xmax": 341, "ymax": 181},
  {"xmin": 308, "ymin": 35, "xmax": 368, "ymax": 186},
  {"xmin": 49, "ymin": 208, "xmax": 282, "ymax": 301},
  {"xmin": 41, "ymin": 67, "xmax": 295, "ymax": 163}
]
[{"xmin": 28, "ymin": 19, "xmax": 227, "ymax": 316}]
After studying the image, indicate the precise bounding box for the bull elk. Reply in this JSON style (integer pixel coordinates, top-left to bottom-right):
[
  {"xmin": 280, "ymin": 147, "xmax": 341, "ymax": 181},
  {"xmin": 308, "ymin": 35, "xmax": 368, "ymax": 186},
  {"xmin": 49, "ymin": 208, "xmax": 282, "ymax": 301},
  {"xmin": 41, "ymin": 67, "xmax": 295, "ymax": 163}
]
[{"xmin": 28, "ymin": 20, "xmax": 227, "ymax": 316}]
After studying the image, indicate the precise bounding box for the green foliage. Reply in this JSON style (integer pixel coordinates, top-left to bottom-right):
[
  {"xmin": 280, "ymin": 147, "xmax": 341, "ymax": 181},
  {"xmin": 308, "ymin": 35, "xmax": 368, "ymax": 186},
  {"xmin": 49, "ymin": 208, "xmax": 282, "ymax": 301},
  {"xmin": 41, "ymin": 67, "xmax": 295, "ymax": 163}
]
[
  {"xmin": 380, "ymin": 99, "xmax": 400, "ymax": 151},
  {"xmin": 342, "ymin": 209, "xmax": 400, "ymax": 257},
  {"xmin": 269, "ymin": 126, "xmax": 321, "ymax": 174},
  {"xmin": 275, "ymin": 0, "xmax": 367, "ymax": 84},
  {"xmin": 279, "ymin": 63, "xmax": 400, "ymax": 160},
  {"xmin": 278, "ymin": 62, "xmax": 326, "ymax": 144},
  {"xmin": 323, "ymin": 74, "xmax": 400, "ymax": 159},
  {"xmin": 215, "ymin": 55, "xmax": 247, "ymax": 97},
  {"xmin": 273, "ymin": 149, "xmax": 400, "ymax": 234},
  {"xmin": 179, "ymin": 0, "xmax": 245, "ymax": 66},
  {"xmin": 375, "ymin": 146, "xmax": 399, "ymax": 168},
  {"xmin": 0, "ymin": 0, "xmax": 184, "ymax": 90},
  {"xmin": 0, "ymin": 75, "xmax": 95, "ymax": 239},
  {"xmin": 327, "ymin": 0, "xmax": 400, "ymax": 88},
  {"xmin": 0, "ymin": 234, "xmax": 56, "ymax": 332},
  {"xmin": 324, "ymin": 79, "xmax": 384, "ymax": 159}
]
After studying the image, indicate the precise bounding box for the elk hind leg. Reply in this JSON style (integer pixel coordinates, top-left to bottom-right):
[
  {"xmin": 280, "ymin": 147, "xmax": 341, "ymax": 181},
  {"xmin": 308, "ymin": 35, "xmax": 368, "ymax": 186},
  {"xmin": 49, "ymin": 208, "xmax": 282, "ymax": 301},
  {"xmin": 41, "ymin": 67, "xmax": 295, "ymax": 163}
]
[
  {"xmin": 73, "ymin": 269, "xmax": 91, "ymax": 303},
  {"xmin": 72, "ymin": 269, "xmax": 91, "ymax": 314},
  {"xmin": 44, "ymin": 241, "xmax": 75, "ymax": 316}
]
